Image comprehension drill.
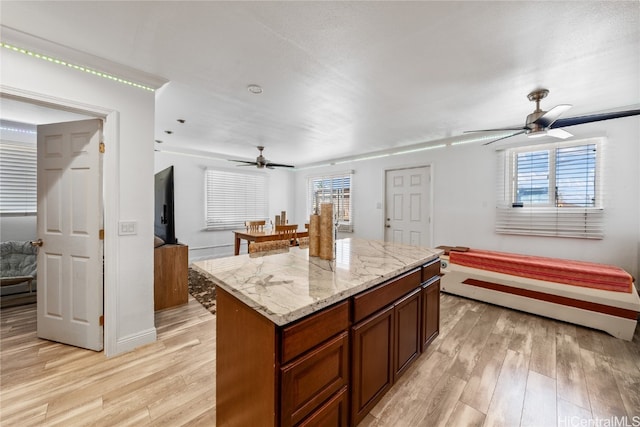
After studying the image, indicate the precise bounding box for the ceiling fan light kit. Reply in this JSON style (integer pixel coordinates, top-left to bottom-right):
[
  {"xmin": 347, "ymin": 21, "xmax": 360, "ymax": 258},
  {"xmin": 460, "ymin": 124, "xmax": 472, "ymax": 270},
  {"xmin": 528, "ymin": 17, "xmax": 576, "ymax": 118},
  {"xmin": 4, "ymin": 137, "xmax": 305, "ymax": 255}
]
[{"xmin": 465, "ymin": 88, "xmax": 640, "ymax": 145}]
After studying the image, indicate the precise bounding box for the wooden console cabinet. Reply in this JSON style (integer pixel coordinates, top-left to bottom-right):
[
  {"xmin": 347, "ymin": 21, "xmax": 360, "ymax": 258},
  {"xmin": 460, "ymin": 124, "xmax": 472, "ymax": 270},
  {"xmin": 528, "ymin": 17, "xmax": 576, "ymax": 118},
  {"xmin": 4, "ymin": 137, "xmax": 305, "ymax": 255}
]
[
  {"xmin": 216, "ymin": 257, "xmax": 440, "ymax": 427},
  {"xmin": 153, "ymin": 244, "xmax": 188, "ymax": 310}
]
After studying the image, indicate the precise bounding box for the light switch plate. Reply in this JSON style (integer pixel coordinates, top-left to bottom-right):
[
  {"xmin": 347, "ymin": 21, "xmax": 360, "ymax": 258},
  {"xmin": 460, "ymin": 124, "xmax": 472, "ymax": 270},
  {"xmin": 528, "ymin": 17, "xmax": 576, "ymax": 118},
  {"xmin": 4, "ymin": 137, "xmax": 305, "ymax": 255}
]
[{"xmin": 118, "ymin": 221, "xmax": 137, "ymax": 236}]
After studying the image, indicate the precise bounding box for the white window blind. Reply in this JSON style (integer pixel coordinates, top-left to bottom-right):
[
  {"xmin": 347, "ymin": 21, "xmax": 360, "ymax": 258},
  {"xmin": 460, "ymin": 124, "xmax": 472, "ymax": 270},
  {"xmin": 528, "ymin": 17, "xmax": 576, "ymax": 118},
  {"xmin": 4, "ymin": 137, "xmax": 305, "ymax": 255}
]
[
  {"xmin": 307, "ymin": 171, "xmax": 353, "ymax": 232},
  {"xmin": 204, "ymin": 169, "xmax": 268, "ymax": 230},
  {"xmin": 496, "ymin": 138, "xmax": 604, "ymax": 239},
  {"xmin": 0, "ymin": 140, "xmax": 37, "ymax": 214}
]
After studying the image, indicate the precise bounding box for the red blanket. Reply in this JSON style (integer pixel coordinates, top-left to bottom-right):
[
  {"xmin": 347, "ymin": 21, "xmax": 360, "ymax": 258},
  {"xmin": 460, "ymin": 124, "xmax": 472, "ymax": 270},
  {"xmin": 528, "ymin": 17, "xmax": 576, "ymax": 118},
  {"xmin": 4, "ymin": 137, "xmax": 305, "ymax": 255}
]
[{"xmin": 449, "ymin": 249, "xmax": 633, "ymax": 293}]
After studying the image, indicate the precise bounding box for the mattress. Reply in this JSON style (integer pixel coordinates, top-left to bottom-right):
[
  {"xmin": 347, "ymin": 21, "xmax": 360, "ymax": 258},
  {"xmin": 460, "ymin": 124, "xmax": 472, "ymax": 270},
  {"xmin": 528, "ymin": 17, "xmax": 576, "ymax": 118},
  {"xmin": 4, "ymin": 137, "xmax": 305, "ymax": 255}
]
[{"xmin": 449, "ymin": 249, "xmax": 633, "ymax": 293}]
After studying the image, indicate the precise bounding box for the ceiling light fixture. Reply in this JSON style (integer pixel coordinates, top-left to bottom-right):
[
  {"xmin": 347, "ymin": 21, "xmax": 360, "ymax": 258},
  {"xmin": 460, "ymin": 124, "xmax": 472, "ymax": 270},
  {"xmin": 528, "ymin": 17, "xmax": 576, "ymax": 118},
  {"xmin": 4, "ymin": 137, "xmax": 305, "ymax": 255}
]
[
  {"xmin": 1, "ymin": 42, "xmax": 155, "ymax": 92},
  {"xmin": 247, "ymin": 84, "xmax": 263, "ymax": 94}
]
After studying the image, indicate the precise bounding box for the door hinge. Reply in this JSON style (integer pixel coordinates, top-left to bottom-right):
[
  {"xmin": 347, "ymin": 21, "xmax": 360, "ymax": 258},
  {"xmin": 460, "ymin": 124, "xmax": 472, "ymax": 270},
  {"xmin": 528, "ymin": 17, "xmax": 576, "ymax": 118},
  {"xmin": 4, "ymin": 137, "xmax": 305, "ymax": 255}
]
[
  {"xmin": 99, "ymin": 315, "xmax": 104, "ymax": 326},
  {"xmin": 99, "ymin": 142, "xmax": 105, "ymax": 153},
  {"xmin": 99, "ymin": 229, "xmax": 104, "ymax": 240}
]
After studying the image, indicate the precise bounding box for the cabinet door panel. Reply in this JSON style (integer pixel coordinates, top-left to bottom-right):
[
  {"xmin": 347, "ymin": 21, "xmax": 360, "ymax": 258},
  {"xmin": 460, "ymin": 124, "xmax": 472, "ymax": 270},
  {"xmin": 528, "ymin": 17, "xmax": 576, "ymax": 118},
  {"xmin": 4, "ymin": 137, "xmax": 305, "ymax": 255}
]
[
  {"xmin": 394, "ymin": 288, "xmax": 421, "ymax": 381},
  {"xmin": 281, "ymin": 332, "xmax": 349, "ymax": 427},
  {"xmin": 351, "ymin": 305, "xmax": 394, "ymax": 426},
  {"xmin": 421, "ymin": 278, "xmax": 440, "ymax": 351}
]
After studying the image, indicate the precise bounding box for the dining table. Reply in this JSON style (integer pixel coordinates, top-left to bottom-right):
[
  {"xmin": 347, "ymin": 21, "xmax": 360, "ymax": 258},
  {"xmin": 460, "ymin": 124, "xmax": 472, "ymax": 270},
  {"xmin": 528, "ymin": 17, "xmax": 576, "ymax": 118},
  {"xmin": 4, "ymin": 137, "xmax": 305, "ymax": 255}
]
[{"xmin": 232, "ymin": 228, "xmax": 310, "ymax": 256}]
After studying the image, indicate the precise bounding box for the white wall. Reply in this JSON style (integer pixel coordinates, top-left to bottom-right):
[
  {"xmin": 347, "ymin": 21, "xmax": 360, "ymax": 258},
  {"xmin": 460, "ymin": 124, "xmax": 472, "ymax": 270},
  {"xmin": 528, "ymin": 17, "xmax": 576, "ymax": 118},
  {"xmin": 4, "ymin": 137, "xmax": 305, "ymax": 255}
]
[
  {"xmin": 155, "ymin": 150, "xmax": 295, "ymax": 260},
  {"xmin": 294, "ymin": 118, "xmax": 640, "ymax": 278},
  {"xmin": 2, "ymin": 48, "xmax": 157, "ymax": 356}
]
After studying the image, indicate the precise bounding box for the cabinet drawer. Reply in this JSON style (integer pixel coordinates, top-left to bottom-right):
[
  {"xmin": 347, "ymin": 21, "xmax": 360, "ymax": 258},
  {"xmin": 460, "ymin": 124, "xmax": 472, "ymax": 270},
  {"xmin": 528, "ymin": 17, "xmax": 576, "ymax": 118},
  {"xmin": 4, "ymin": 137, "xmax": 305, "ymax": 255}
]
[
  {"xmin": 353, "ymin": 268, "xmax": 421, "ymax": 323},
  {"xmin": 297, "ymin": 386, "xmax": 348, "ymax": 427},
  {"xmin": 421, "ymin": 258, "xmax": 440, "ymax": 283},
  {"xmin": 282, "ymin": 301, "xmax": 349, "ymax": 364},
  {"xmin": 281, "ymin": 332, "xmax": 349, "ymax": 427}
]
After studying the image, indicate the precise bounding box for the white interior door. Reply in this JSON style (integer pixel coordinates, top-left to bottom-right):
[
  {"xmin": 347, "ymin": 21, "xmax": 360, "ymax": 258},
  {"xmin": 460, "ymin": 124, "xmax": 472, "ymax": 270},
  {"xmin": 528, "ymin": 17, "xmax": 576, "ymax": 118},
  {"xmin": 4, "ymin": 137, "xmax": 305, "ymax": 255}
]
[
  {"xmin": 384, "ymin": 166, "xmax": 431, "ymax": 247},
  {"xmin": 36, "ymin": 119, "xmax": 103, "ymax": 351}
]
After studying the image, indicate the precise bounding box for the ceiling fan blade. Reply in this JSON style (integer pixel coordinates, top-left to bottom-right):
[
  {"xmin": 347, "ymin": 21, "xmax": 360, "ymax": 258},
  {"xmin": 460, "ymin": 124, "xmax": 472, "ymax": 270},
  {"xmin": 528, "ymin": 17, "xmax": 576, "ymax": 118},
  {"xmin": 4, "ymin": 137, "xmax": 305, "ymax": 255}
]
[
  {"xmin": 265, "ymin": 162, "xmax": 295, "ymax": 168},
  {"xmin": 534, "ymin": 104, "xmax": 572, "ymax": 127},
  {"xmin": 546, "ymin": 128, "xmax": 573, "ymax": 139},
  {"xmin": 550, "ymin": 108, "xmax": 640, "ymax": 129},
  {"xmin": 482, "ymin": 130, "xmax": 527, "ymax": 146},
  {"xmin": 464, "ymin": 127, "xmax": 526, "ymax": 133},
  {"xmin": 229, "ymin": 160, "xmax": 258, "ymax": 165}
]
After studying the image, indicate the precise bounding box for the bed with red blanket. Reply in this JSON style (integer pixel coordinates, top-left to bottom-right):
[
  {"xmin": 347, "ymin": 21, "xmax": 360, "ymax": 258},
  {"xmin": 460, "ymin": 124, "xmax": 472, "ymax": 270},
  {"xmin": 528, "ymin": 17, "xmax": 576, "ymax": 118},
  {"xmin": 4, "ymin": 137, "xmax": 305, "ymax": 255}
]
[{"xmin": 440, "ymin": 249, "xmax": 639, "ymax": 340}]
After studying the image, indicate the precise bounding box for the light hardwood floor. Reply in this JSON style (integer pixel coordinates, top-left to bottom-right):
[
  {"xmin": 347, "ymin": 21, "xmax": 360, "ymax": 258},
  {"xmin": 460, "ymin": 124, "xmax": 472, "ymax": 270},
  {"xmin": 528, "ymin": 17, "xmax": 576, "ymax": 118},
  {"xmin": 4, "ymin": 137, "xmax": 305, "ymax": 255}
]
[{"xmin": 1, "ymin": 293, "xmax": 639, "ymax": 426}]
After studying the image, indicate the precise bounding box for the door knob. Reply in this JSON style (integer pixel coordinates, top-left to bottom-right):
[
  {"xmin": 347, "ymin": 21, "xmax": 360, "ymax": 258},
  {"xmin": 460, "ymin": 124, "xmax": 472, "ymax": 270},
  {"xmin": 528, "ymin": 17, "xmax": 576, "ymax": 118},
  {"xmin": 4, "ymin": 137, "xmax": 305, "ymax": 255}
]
[
  {"xmin": 31, "ymin": 239, "xmax": 43, "ymax": 247},
  {"xmin": 386, "ymin": 225, "xmax": 391, "ymax": 228}
]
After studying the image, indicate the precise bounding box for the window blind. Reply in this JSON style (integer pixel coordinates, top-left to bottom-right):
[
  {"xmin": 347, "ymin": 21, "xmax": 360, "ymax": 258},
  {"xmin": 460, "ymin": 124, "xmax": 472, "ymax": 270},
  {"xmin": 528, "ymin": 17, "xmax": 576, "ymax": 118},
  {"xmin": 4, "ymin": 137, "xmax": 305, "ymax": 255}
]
[
  {"xmin": 0, "ymin": 140, "xmax": 37, "ymax": 214},
  {"xmin": 307, "ymin": 171, "xmax": 353, "ymax": 232},
  {"xmin": 204, "ymin": 169, "xmax": 267, "ymax": 230},
  {"xmin": 495, "ymin": 138, "xmax": 604, "ymax": 239}
]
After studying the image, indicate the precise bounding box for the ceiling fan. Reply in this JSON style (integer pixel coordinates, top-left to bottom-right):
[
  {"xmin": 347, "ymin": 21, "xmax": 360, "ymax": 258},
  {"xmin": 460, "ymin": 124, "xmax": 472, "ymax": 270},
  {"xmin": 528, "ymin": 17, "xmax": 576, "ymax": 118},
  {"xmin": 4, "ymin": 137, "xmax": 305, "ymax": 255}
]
[
  {"xmin": 229, "ymin": 146, "xmax": 295, "ymax": 169},
  {"xmin": 466, "ymin": 89, "xmax": 640, "ymax": 145}
]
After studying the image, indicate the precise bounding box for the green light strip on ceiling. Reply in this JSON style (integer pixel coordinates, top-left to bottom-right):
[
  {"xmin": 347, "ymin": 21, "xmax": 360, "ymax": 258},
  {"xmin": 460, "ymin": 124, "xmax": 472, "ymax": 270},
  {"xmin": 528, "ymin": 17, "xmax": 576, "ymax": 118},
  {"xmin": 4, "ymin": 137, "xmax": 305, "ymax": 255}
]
[{"xmin": 1, "ymin": 42, "xmax": 155, "ymax": 92}]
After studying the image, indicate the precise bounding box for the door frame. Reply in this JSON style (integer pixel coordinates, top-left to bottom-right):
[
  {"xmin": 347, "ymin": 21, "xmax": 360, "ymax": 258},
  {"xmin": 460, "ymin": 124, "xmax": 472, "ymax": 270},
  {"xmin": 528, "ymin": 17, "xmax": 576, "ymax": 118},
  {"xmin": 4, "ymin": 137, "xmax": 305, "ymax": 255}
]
[
  {"xmin": 1, "ymin": 85, "xmax": 120, "ymax": 356},
  {"xmin": 382, "ymin": 164, "xmax": 434, "ymax": 248}
]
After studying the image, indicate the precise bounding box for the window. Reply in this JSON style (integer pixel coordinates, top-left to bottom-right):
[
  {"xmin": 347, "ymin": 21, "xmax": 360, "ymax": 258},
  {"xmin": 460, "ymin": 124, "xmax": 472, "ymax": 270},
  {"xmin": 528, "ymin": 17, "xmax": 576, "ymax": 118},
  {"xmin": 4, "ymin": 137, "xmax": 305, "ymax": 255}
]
[
  {"xmin": 307, "ymin": 172, "xmax": 353, "ymax": 232},
  {"xmin": 0, "ymin": 140, "xmax": 37, "ymax": 214},
  {"xmin": 496, "ymin": 138, "xmax": 604, "ymax": 239},
  {"xmin": 204, "ymin": 169, "xmax": 267, "ymax": 230}
]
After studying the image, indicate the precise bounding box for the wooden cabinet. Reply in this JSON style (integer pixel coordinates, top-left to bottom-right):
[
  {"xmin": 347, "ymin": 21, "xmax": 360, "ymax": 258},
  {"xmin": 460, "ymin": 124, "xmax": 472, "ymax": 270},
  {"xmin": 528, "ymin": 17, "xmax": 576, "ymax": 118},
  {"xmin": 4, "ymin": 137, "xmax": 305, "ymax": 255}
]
[
  {"xmin": 298, "ymin": 386, "xmax": 349, "ymax": 427},
  {"xmin": 351, "ymin": 305, "xmax": 394, "ymax": 425},
  {"xmin": 421, "ymin": 277, "xmax": 441, "ymax": 351},
  {"xmin": 153, "ymin": 244, "xmax": 188, "ymax": 310},
  {"xmin": 394, "ymin": 287, "xmax": 421, "ymax": 380},
  {"xmin": 281, "ymin": 332, "xmax": 349, "ymax": 426},
  {"xmin": 351, "ymin": 260, "xmax": 440, "ymax": 426},
  {"xmin": 216, "ymin": 257, "xmax": 440, "ymax": 427}
]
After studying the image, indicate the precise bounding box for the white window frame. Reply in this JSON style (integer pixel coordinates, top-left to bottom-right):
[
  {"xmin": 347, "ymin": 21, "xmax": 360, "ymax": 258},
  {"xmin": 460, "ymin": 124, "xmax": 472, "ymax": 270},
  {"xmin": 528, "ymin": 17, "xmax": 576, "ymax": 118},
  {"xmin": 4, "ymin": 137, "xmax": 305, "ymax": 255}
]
[
  {"xmin": 496, "ymin": 137, "xmax": 604, "ymax": 239},
  {"xmin": 0, "ymin": 139, "xmax": 37, "ymax": 214},
  {"xmin": 204, "ymin": 169, "xmax": 268, "ymax": 230},
  {"xmin": 307, "ymin": 171, "xmax": 353, "ymax": 232}
]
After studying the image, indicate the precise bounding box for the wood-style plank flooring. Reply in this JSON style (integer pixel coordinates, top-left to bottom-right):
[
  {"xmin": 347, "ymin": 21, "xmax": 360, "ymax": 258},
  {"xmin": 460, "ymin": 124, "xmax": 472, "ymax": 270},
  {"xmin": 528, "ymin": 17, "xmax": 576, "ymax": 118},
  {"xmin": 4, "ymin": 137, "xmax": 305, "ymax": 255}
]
[
  {"xmin": 2, "ymin": 293, "xmax": 639, "ymax": 426},
  {"xmin": 0, "ymin": 297, "xmax": 216, "ymax": 426}
]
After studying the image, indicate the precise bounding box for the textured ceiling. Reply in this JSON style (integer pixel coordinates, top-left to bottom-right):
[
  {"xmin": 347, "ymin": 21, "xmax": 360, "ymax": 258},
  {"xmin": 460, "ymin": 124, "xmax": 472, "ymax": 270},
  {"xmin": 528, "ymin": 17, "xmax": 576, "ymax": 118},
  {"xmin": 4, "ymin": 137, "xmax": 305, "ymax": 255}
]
[{"xmin": 1, "ymin": 1, "xmax": 639, "ymax": 167}]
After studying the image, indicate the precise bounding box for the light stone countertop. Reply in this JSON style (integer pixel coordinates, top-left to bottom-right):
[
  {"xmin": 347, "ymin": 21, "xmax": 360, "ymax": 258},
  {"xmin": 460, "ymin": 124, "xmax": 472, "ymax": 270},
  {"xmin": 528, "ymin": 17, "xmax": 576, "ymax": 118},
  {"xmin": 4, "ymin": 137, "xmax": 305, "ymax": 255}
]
[{"xmin": 192, "ymin": 237, "xmax": 442, "ymax": 326}]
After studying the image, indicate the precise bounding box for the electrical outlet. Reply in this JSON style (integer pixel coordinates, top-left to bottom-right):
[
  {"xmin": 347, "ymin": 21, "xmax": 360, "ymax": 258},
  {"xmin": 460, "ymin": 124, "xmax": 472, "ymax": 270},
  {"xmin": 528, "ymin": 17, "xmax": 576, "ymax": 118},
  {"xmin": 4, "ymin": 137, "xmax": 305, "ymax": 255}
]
[{"xmin": 118, "ymin": 221, "xmax": 137, "ymax": 236}]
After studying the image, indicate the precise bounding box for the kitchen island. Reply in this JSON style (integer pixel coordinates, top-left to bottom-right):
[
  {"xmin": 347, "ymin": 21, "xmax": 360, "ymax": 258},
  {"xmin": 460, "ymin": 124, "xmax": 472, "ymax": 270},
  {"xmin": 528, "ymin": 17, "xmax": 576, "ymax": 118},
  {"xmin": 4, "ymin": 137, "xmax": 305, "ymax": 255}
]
[{"xmin": 193, "ymin": 238, "xmax": 442, "ymax": 427}]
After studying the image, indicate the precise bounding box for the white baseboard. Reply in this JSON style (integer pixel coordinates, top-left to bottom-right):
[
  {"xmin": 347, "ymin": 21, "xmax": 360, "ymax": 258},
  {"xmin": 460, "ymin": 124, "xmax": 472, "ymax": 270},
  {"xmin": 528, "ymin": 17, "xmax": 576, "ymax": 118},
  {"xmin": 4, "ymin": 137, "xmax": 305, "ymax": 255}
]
[{"xmin": 111, "ymin": 327, "xmax": 157, "ymax": 356}]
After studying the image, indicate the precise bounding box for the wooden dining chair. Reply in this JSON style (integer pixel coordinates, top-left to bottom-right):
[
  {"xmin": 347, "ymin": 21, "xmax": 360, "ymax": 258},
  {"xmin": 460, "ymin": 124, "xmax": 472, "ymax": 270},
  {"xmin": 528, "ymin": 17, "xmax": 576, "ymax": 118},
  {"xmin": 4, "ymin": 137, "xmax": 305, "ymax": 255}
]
[
  {"xmin": 245, "ymin": 220, "xmax": 266, "ymax": 232},
  {"xmin": 275, "ymin": 224, "xmax": 298, "ymax": 246}
]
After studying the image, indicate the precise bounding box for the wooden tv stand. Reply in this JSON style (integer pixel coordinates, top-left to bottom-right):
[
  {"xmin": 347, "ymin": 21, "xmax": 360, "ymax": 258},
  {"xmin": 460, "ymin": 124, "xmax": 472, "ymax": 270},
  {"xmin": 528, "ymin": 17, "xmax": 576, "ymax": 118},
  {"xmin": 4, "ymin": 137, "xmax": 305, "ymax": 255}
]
[{"xmin": 153, "ymin": 244, "xmax": 188, "ymax": 310}]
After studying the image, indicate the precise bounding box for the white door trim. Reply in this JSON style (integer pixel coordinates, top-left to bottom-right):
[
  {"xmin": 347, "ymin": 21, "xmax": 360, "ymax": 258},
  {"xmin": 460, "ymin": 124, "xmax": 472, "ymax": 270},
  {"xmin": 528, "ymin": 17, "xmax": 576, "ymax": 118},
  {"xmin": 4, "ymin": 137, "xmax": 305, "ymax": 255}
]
[
  {"xmin": 383, "ymin": 164, "xmax": 434, "ymax": 248},
  {"xmin": 1, "ymin": 84, "xmax": 120, "ymax": 357}
]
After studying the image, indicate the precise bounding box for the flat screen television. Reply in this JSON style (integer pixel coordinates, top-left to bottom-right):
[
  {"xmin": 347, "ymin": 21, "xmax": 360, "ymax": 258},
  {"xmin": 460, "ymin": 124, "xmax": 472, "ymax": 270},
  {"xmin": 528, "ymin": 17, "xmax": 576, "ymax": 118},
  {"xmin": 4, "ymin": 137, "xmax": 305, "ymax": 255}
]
[{"xmin": 154, "ymin": 166, "xmax": 177, "ymax": 245}]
